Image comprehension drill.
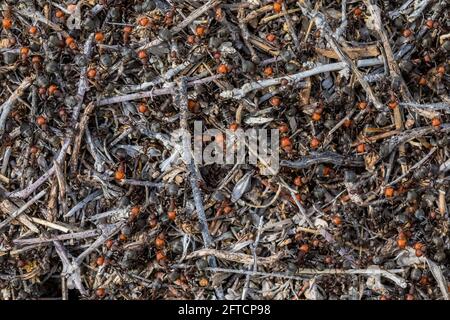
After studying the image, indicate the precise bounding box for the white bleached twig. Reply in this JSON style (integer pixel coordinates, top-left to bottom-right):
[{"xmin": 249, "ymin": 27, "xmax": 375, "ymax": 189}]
[{"xmin": 220, "ymin": 58, "xmax": 383, "ymax": 99}]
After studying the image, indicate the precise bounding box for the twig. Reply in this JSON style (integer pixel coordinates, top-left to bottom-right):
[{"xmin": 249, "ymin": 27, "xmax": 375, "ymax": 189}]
[
  {"xmin": 119, "ymin": 179, "xmax": 164, "ymax": 188},
  {"xmin": 70, "ymin": 102, "xmax": 95, "ymax": 172},
  {"xmin": 175, "ymin": 77, "xmax": 224, "ymax": 300},
  {"xmin": 238, "ymin": 7, "xmax": 259, "ymax": 63},
  {"xmin": 385, "ymin": 124, "xmax": 450, "ymax": 155},
  {"xmin": 0, "ymin": 199, "xmax": 39, "ymax": 233},
  {"xmin": 0, "ymin": 189, "xmax": 46, "ymax": 232},
  {"xmin": 53, "ymin": 161, "xmax": 68, "ymax": 217},
  {"xmin": 13, "ymin": 229, "xmax": 99, "ymax": 246},
  {"xmin": 364, "ymin": 0, "xmax": 437, "ymax": 119},
  {"xmin": 7, "ymin": 132, "xmax": 71, "ymax": 199},
  {"xmin": 185, "ymin": 248, "xmax": 282, "ymax": 266},
  {"xmin": 334, "ymin": 0, "xmax": 347, "ymax": 40},
  {"xmin": 75, "ymin": 221, "xmax": 125, "ymax": 265},
  {"xmin": 387, "ymin": 147, "xmax": 437, "ymax": 186},
  {"xmin": 407, "ymin": 0, "xmax": 433, "ymax": 22},
  {"xmin": 199, "ymin": 267, "xmax": 406, "ymax": 287},
  {"xmin": 18, "ymin": 8, "xmax": 69, "ymax": 38},
  {"xmin": 298, "ymin": 1, "xmax": 383, "ymax": 110},
  {"xmin": 53, "ymin": 240, "xmax": 87, "ymax": 295},
  {"xmin": 207, "ymin": 267, "xmax": 307, "ymax": 281},
  {"xmin": 280, "ymin": 152, "xmax": 364, "ymax": 169},
  {"xmin": 96, "ymin": 74, "xmax": 223, "ymax": 106},
  {"xmin": 28, "ymin": 217, "xmax": 70, "ymax": 233},
  {"xmin": 71, "ymin": 33, "xmax": 95, "ymax": 125},
  {"xmin": 64, "ymin": 190, "xmax": 102, "ymax": 218},
  {"xmin": 137, "ymin": 0, "xmax": 221, "ymax": 52},
  {"xmin": 124, "ymin": 56, "xmax": 200, "ymax": 93},
  {"xmin": 176, "ymin": 78, "xmax": 213, "ymax": 247},
  {"xmin": 399, "ymin": 102, "xmax": 450, "ymax": 112},
  {"xmin": 241, "ymin": 216, "xmax": 264, "ymax": 300},
  {"xmin": 388, "ymin": 0, "xmax": 414, "ymax": 19},
  {"xmin": 220, "ymin": 58, "xmax": 383, "ymax": 99},
  {"xmin": 281, "ymin": 2, "xmax": 300, "ymax": 51}
]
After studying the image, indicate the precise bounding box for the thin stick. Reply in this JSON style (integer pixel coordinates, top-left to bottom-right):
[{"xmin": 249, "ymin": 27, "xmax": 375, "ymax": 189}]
[
  {"xmin": 64, "ymin": 190, "xmax": 102, "ymax": 218},
  {"xmin": 18, "ymin": 8, "xmax": 69, "ymax": 38},
  {"xmin": 209, "ymin": 267, "xmax": 307, "ymax": 281},
  {"xmin": 13, "ymin": 229, "xmax": 99, "ymax": 246},
  {"xmin": 176, "ymin": 78, "xmax": 212, "ymax": 246},
  {"xmin": 0, "ymin": 199, "xmax": 39, "ymax": 233},
  {"xmin": 54, "ymin": 161, "xmax": 68, "ymax": 217},
  {"xmin": 298, "ymin": 1, "xmax": 383, "ymax": 110},
  {"xmin": 334, "ymin": 0, "xmax": 347, "ymax": 40},
  {"xmin": 0, "ymin": 76, "xmax": 35, "ymax": 138},
  {"xmin": 75, "ymin": 222, "xmax": 125, "ymax": 265},
  {"xmin": 364, "ymin": 0, "xmax": 437, "ymax": 119},
  {"xmin": 175, "ymin": 77, "xmax": 224, "ymax": 300},
  {"xmin": 71, "ymin": 34, "xmax": 95, "ymax": 125},
  {"xmin": 95, "ymin": 74, "xmax": 224, "ymax": 106},
  {"xmin": 282, "ymin": 2, "xmax": 300, "ymax": 50},
  {"xmin": 185, "ymin": 248, "xmax": 282, "ymax": 266},
  {"xmin": 70, "ymin": 102, "xmax": 95, "ymax": 172},
  {"xmin": 399, "ymin": 102, "xmax": 450, "ymax": 111},
  {"xmin": 7, "ymin": 138, "xmax": 71, "ymax": 199},
  {"xmin": 28, "ymin": 217, "xmax": 70, "ymax": 233},
  {"xmin": 124, "ymin": 57, "xmax": 198, "ymax": 93},
  {"xmin": 119, "ymin": 179, "xmax": 164, "ymax": 188},
  {"xmin": 387, "ymin": 147, "xmax": 437, "ymax": 186},
  {"xmin": 53, "ymin": 240, "xmax": 87, "ymax": 295},
  {"xmin": 0, "ymin": 189, "xmax": 47, "ymax": 232},
  {"xmin": 199, "ymin": 267, "xmax": 406, "ymax": 286},
  {"xmin": 241, "ymin": 216, "xmax": 264, "ymax": 300},
  {"xmin": 220, "ymin": 58, "xmax": 383, "ymax": 99},
  {"xmin": 137, "ymin": 0, "xmax": 221, "ymax": 52},
  {"xmin": 238, "ymin": 7, "xmax": 259, "ymax": 63}
]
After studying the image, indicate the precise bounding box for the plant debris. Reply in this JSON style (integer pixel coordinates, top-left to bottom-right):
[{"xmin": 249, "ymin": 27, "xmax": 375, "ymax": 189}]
[{"xmin": 0, "ymin": 0, "xmax": 449, "ymax": 300}]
